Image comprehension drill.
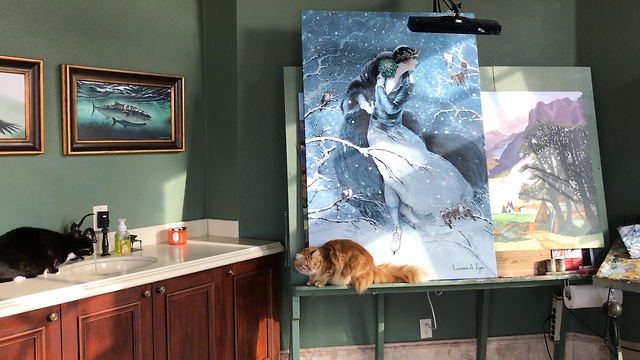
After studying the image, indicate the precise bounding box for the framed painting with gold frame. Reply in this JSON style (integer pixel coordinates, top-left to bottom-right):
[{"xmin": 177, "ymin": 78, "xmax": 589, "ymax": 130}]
[
  {"xmin": 62, "ymin": 64, "xmax": 184, "ymax": 155},
  {"xmin": 0, "ymin": 55, "xmax": 44, "ymax": 155}
]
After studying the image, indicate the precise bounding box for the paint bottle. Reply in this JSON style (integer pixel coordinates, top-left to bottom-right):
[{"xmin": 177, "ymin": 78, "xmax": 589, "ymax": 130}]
[{"xmin": 114, "ymin": 219, "xmax": 131, "ymax": 256}]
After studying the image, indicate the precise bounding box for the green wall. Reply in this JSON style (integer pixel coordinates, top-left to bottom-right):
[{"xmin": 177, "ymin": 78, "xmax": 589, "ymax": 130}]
[
  {"xmin": 204, "ymin": 0, "xmax": 239, "ymax": 221},
  {"xmin": 575, "ymin": 0, "xmax": 640, "ymax": 343},
  {"xmin": 0, "ymin": 0, "xmax": 207, "ymax": 233}
]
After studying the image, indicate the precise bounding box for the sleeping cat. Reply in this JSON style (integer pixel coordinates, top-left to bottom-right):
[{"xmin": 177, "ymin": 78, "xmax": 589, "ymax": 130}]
[
  {"xmin": 0, "ymin": 227, "xmax": 95, "ymax": 283},
  {"xmin": 294, "ymin": 239, "xmax": 427, "ymax": 293}
]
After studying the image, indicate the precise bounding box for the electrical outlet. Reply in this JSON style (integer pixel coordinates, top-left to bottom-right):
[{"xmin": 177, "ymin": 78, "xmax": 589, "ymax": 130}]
[
  {"xmin": 92, "ymin": 205, "xmax": 108, "ymax": 230},
  {"xmin": 550, "ymin": 294, "xmax": 563, "ymax": 342},
  {"xmin": 419, "ymin": 318, "xmax": 433, "ymax": 339}
]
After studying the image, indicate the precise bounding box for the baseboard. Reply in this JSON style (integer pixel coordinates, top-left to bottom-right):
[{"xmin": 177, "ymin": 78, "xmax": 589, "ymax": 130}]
[
  {"xmin": 280, "ymin": 332, "xmax": 637, "ymax": 360},
  {"xmin": 207, "ymin": 219, "xmax": 239, "ymax": 237},
  {"xmin": 98, "ymin": 218, "xmax": 239, "ymax": 252},
  {"xmin": 126, "ymin": 219, "xmax": 208, "ymax": 246}
]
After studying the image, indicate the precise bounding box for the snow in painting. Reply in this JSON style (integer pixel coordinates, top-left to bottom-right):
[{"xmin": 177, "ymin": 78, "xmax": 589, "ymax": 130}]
[
  {"xmin": 482, "ymin": 91, "xmax": 605, "ymax": 251},
  {"xmin": 301, "ymin": 10, "xmax": 497, "ymax": 280}
]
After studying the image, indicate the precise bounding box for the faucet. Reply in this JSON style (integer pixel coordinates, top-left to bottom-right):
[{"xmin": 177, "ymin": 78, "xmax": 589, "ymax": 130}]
[
  {"xmin": 130, "ymin": 234, "xmax": 143, "ymax": 251},
  {"xmin": 69, "ymin": 213, "xmax": 97, "ymax": 261},
  {"xmin": 100, "ymin": 226, "xmax": 110, "ymax": 257},
  {"xmin": 94, "ymin": 211, "xmax": 111, "ymax": 257},
  {"xmin": 83, "ymin": 227, "xmax": 97, "ymax": 245}
]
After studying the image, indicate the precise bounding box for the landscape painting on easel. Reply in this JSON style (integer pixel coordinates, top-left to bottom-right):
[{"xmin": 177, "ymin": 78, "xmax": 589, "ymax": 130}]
[{"xmin": 482, "ymin": 91, "xmax": 605, "ymax": 251}]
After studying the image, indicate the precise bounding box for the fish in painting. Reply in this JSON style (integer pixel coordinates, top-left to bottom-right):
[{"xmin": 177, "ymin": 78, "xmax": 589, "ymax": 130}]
[{"xmin": 92, "ymin": 100, "xmax": 151, "ymax": 127}]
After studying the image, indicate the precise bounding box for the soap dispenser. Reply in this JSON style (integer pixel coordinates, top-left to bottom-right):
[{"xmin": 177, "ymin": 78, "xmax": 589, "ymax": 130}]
[{"xmin": 114, "ymin": 219, "xmax": 131, "ymax": 256}]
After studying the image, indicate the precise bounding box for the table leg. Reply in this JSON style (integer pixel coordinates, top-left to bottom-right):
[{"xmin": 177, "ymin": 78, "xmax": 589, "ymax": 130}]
[
  {"xmin": 290, "ymin": 295, "xmax": 301, "ymax": 360},
  {"xmin": 376, "ymin": 293, "xmax": 385, "ymax": 360},
  {"xmin": 476, "ymin": 289, "xmax": 490, "ymax": 360}
]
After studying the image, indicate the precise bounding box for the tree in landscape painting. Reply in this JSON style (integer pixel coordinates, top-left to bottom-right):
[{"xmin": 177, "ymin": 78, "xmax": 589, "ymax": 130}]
[{"xmin": 519, "ymin": 120, "xmax": 599, "ymax": 235}]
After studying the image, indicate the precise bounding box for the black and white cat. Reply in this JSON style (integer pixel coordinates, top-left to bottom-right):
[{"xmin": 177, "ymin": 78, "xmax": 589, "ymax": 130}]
[{"xmin": 0, "ymin": 227, "xmax": 95, "ymax": 282}]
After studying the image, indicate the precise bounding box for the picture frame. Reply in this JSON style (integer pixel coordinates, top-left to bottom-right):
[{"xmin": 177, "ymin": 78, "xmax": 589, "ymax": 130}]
[
  {"xmin": 0, "ymin": 55, "xmax": 44, "ymax": 155},
  {"xmin": 61, "ymin": 64, "xmax": 184, "ymax": 155}
]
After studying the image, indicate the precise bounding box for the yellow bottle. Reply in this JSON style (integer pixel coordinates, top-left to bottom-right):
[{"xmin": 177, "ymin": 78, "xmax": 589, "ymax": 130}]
[{"xmin": 114, "ymin": 218, "xmax": 131, "ymax": 256}]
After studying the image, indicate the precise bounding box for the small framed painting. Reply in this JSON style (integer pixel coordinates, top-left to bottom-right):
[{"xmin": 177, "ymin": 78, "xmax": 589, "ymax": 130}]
[
  {"xmin": 0, "ymin": 55, "xmax": 44, "ymax": 155},
  {"xmin": 62, "ymin": 64, "xmax": 184, "ymax": 155}
]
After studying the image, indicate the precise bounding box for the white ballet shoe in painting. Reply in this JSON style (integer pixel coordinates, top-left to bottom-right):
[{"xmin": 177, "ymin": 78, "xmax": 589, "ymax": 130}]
[{"xmin": 391, "ymin": 225, "xmax": 402, "ymax": 255}]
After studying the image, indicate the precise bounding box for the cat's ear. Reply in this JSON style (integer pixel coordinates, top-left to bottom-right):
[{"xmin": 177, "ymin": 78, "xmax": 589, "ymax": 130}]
[
  {"xmin": 311, "ymin": 250, "xmax": 321, "ymax": 259},
  {"xmin": 295, "ymin": 253, "xmax": 304, "ymax": 261}
]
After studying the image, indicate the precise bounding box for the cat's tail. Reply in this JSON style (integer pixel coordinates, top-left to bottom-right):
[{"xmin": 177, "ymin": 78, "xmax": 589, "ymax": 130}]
[{"xmin": 374, "ymin": 263, "xmax": 427, "ymax": 284}]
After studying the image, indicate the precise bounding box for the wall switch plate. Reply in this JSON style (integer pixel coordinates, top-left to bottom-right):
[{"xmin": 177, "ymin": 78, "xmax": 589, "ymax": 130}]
[
  {"xmin": 92, "ymin": 205, "xmax": 108, "ymax": 230},
  {"xmin": 550, "ymin": 294, "xmax": 563, "ymax": 342},
  {"xmin": 419, "ymin": 319, "xmax": 433, "ymax": 339}
]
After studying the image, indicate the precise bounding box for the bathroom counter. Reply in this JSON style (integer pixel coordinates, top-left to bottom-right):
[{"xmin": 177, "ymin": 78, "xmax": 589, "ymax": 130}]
[{"xmin": 0, "ymin": 235, "xmax": 284, "ymax": 318}]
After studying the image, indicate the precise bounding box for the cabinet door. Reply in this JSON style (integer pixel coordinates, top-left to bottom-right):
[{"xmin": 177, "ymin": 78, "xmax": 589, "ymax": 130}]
[
  {"xmin": 152, "ymin": 268, "xmax": 218, "ymax": 360},
  {"xmin": 224, "ymin": 254, "xmax": 280, "ymax": 360},
  {"xmin": 0, "ymin": 305, "xmax": 62, "ymax": 360},
  {"xmin": 61, "ymin": 284, "xmax": 153, "ymax": 360}
]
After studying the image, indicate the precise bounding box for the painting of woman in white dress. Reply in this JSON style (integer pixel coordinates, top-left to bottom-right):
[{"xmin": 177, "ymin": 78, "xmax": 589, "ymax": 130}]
[{"xmin": 301, "ymin": 10, "xmax": 497, "ymax": 279}]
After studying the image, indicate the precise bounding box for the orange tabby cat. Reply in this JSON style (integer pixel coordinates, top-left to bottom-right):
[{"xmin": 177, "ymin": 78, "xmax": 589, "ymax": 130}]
[{"xmin": 294, "ymin": 239, "xmax": 427, "ymax": 293}]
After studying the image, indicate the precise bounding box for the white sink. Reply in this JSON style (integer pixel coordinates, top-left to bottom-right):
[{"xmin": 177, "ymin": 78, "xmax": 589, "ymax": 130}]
[{"xmin": 58, "ymin": 256, "xmax": 158, "ymax": 275}]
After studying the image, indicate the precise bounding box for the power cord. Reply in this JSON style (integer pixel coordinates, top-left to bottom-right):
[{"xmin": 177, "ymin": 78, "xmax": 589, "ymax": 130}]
[
  {"xmin": 567, "ymin": 309, "xmax": 640, "ymax": 356},
  {"xmin": 542, "ymin": 307, "xmax": 640, "ymax": 359},
  {"xmin": 425, "ymin": 291, "xmax": 443, "ymax": 331},
  {"xmin": 543, "ymin": 315, "xmax": 553, "ymax": 360},
  {"xmin": 567, "ymin": 310, "xmax": 616, "ymax": 357}
]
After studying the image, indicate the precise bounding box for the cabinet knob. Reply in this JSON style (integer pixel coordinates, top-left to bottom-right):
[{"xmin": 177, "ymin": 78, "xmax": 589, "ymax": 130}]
[
  {"xmin": 47, "ymin": 312, "xmax": 59, "ymax": 322},
  {"xmin": 157, "ymin": 286, "xmax": 166, "ymax": 294},
  {"xmin": 142, "ymin": 290, "xmax": 151, "ymax": 298},
  {"xmin": 226, "ymin": 269, "xmax": 234, "ymax": 276}
]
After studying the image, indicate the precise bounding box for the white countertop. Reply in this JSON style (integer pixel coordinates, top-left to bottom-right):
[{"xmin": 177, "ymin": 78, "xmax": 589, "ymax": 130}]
[{"xmin": 0, "ymin": 235, "xmax": 284, "ymax": 318}]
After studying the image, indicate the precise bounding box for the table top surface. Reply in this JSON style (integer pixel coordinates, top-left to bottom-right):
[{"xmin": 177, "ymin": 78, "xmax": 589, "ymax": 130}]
[{"xmin": 291, "ymin": 273, "xmax": 592, "ymax": 296}]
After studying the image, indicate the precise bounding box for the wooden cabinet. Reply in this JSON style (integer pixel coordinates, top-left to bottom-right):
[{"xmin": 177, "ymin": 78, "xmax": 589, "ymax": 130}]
[
  {"xmin": 218, "ymin": 254, "xmax": 280, "ymax": 360},
  {"xmin": 0, "ymin": 254, "xmax": 280, "ymax": 360},
  {"xmin": 0, "ymin": 304, "xmax": 62, "ymax": 360},
  {"xmin": 151, "ymin": 254, "xmax": 280, "ymax": 360},
  {"xmin": 152, "ymin": 268, "xmax": 218, "ymax": 360},
  {"xmin": 60, "ymin": 283, "xmax": 154, "ymax": 360}
]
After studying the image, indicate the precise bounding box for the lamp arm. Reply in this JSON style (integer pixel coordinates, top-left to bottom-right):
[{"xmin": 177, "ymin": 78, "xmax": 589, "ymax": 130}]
[
  {"xmin": 432, "ymin": 0, "xmax": 441, "ymax": 12},
  {"xmin": 441, "ymin": 0, "xmax": 461, "ymax": 16}
]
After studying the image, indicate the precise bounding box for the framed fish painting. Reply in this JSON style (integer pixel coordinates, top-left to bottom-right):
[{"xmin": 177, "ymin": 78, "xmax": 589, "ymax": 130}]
[
  {"xmin": 61, "ymin": 64, "xmax": 184, "ymax": 155},
  {"xmin": 0, "ymin": 55, "xmax": 44, "ymax": 155}
]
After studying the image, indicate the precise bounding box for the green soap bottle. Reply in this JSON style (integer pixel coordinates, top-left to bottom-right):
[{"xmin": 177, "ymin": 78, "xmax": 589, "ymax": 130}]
[{"xmin": 114, "ymin": 218, "xmax": 131, "ymax": 256}]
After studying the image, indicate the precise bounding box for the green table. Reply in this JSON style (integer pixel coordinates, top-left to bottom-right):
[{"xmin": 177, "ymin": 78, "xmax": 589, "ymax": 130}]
[{"xmin": 289, "ymin": 274, "xmax": 591, "ymax": 360}]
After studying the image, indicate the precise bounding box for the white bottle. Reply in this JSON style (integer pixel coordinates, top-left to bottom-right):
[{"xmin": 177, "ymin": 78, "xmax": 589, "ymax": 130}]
[{"xmin": 114, "ymin": 219, "xmax": 131, "ymax": 256}]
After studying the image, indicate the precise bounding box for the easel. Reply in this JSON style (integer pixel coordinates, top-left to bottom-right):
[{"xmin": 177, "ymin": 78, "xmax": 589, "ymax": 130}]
[{"xmin": 284, "ymin": 65, "xmax": 610, "ymax": 360}]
